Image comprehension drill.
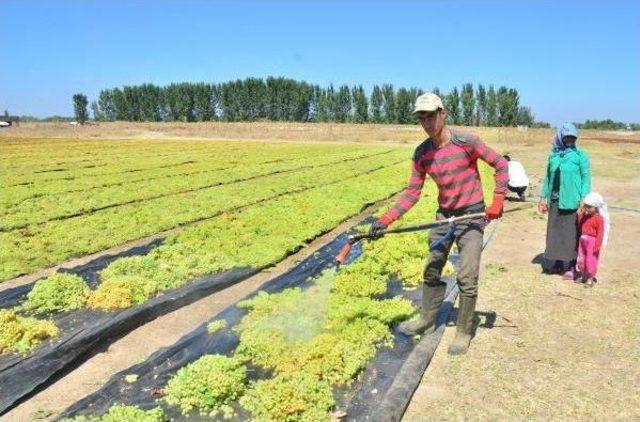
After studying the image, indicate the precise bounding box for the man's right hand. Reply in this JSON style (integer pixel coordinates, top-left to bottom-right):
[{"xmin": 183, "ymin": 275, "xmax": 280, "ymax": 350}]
[
  {"xmin": 369, "ymin": 220, "xmax": 388, "ymax": 239},
  {"xmin": 537, "ymin": 199, "xmax": 548, "ymax": 214}
]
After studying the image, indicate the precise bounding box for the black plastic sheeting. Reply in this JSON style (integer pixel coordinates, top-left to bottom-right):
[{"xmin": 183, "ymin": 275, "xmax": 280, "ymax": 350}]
[
  {"xmin": 59, "ymin": 224, "xmax": 461, "ymax": 421},
  {"xmin": 0, "ymin": 239, "xmax": 165, "ymax": 309},
  {"xmin": 371, "ymin": 285, "xmax": 459, "ymax": 421},
  {"xmin": 371, "ymin": 223, "xmax": 499, "ymax": 422},
  {"xmin": 609, "ymin": 205, "xmax": 640, "ymax": 215},
  {"xmin": 0, "ymin": 236, "xmax": 261, "ymax": 415}
]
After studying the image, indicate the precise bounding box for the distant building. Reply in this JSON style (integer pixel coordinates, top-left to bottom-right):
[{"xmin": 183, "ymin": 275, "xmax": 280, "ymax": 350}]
[{"xmin": 0, "ymin": 115, "xmax": 20, "ymax": 127}]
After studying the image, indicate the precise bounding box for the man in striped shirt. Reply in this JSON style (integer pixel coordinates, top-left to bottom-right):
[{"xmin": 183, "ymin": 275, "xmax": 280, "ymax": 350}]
[{"xmin": 370, "ymin": 92, "xmax": 508, "ymax": 355}]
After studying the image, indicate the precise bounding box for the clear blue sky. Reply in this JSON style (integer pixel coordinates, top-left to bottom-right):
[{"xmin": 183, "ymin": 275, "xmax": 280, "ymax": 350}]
[{"xmin": 1, "ymin": 0, "xmax": 639, "ymax": 125}]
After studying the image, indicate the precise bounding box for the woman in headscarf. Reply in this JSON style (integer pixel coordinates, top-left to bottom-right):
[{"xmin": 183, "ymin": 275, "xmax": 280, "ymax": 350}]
[{"xmin": 538, "ymin": 122, "xmax": 591, "ymax": 278}]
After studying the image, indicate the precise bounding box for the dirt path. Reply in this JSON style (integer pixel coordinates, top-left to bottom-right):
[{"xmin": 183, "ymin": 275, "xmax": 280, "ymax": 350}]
[{"xmin": 403, "ymin": 201, "xmax": 640, "ymax": 420}]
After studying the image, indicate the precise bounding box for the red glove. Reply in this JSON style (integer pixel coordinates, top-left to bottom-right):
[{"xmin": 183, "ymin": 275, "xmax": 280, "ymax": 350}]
[{"xmin": 486, "ymin": 194, "xmax": 505, "ymax": 220}]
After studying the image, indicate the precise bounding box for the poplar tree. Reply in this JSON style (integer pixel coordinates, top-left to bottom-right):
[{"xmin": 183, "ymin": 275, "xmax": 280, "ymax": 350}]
[
  {"xmin": 138, "ymin": 84, "xmax": 163, "ymax": 121},
  {"xmin": 90, "ymin": 101, "xmax": 102, "ymax": 121},
  {"xmin": 72, "ymin": 93, "xmax": 89, "ymax": 124},
  {"xmin": 475, "ymin": 84, "xmax": 487, "ymax": 126},
  {"xmin": 497, "ymin": 86, "xmax": 509, "ymax": 126},
  {"xmin": 486, "ymin": 85, "xmax": 498, "ymax": 127},
  {"xmin": 334, "ymin": 85, "xmax": 352, "ymax": 123},
  {"xmin": 381, "ymin": 84, "xmax": 396, "ymax": 123},
  {"xmin": 369, "ymin": 85, "xmax": 383, "ymax": 123},
  {"xmin": 111, "ymin": 88, "xmax": 127, "ymax": 121},
  {"xmin": 445, "ymin": 87, "xmax": 461, "ymax": 125},
  {"xmin": 193, "ymin": 83, "xmax": 214, "ymax": 121},
  {"xmin": 351, "ymin": 85, "xmax": 368, "ymax": 123},
  {"xmin": 97, "ymin": 90, "xmax": 116, "ymax": 121},
  {"xmin": 516, "ymin": 106, "xmax": 534, "ymax": 126},
  {"xmin": 461, "ymin": 83, "xmax": 475, "ymax": 126},
  {"xmin": 314, "ymin": 86, "xmax": 329, "ymax": 122},
  {"xmin": 395, "ymin": 88, "xmax": 414, "ymax": 124},
  {"xmin": 326, "ymin": 84, "xmax": 336, "ymax": 121}
]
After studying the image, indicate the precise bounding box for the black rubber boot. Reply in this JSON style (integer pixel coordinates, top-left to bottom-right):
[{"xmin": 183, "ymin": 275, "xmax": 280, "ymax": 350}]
[
  {"xmin": 398, "ymin": 284, "xmax": 445, "ymax": 336},
  {"xmin": 448, "ymin": 296, "xmax": 477, "ymax": 355}
]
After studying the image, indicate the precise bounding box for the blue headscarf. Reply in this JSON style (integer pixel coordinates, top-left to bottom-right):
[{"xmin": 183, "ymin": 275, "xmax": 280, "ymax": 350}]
[{"xmin": 552, "ymin": 122, "xmax": 578, "ymax": 152}]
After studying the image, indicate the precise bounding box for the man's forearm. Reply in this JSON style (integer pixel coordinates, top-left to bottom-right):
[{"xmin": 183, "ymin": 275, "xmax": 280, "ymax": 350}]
[{"xmin": 475, "ymin": 140, "xmax": 508, "ymax": 194}]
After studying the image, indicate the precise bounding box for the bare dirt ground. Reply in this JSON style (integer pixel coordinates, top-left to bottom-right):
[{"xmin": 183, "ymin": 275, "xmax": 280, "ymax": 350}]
[
  {"xmin": 2, "ymin": 122, "xmax": 639, "ymax": 420},
  {"xmin": 403, "ymin": 206, "xmax": 640, "ymax": 421},
  {"xmin": 2, "ymin": 121, "xmax": 639, "ymax": 146},
  {"xmin": 404, "ymin": 133, "xmax": 640, "ymax": 420}
]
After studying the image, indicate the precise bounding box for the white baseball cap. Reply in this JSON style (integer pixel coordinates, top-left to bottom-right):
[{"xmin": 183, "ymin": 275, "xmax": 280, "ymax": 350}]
[{"xmin": 413, "ymin": 93, "xmax": 444, "ymax": 114}]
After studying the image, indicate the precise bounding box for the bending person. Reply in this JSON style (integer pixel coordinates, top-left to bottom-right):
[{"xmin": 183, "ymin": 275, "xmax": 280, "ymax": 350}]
[{"xmin": 504, "ymin": 154, "xmax": 529, "ymax": 200}]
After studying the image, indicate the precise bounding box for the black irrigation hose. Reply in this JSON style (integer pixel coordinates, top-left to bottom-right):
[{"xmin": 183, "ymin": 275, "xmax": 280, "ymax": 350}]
[
  {"xmin": 513, "ymin": 197, "xmax": 640, "ymax": 216},
  {"xmin": 5, "ymin": 150, "xmax": 395, "ymax": 208},
  {"xmin": 5, "ymin": 159, "xmax": 203, "ymax": 188},
  {"xmin": 609, "ymin": 205, "xmax": 640, "ymax": 214},
  {"xmin": 6, "ymin": 154, "xmax": 304, "ymax": 205},
  {"xmin": 6, "ymin": 147, "xmax": 243, "ymax": 185},
  {"xmin": 6, "ymin": 146, "xmax": 390, "ymax": 187},
  {"xmin": 6, "ymin": 151, "xmax": 295, "ymax": 187},
  {"xmin": 1, "ymin": 152, "xmax": 399, "ymax": 232},
  {"xmin": 373, "ymin": 220, "xmax": 500, "ymax": 422},
  {"xmin": 1, "ymin": 161, "xmax": 405, "ymax": 283}
]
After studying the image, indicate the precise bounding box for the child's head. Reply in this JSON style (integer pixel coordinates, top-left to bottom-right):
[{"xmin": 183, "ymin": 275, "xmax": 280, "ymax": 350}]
[{"xmin": 583, "ymin": 192, "xmax": 606, "ymax": 215}]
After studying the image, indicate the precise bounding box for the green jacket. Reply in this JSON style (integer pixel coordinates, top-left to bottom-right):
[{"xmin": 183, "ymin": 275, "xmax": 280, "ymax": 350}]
[{"xmin": 540, "ymin": 147, "xmax": 591, "ymax": 210}]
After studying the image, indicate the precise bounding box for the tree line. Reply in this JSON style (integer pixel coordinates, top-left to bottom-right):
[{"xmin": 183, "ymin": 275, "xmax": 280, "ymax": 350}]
[
  {"xmin": 577, "ymin": 119, "xmax": 640, "ymax": 131},
  {"xmin": 73, "ymin": 77, "xmax": 550, "ymax": 127}
]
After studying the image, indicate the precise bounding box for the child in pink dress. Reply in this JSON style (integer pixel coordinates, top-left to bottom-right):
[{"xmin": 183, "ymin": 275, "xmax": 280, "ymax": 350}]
[{"xmin": 575, "ymin": 192, "xmax": 610, "ymax": 287}]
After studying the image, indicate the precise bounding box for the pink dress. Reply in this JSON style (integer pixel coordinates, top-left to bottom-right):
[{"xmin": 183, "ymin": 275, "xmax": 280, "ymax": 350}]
[{"xmin": 576, "ymin": 211, "xmax": 604, "ymax": 278}]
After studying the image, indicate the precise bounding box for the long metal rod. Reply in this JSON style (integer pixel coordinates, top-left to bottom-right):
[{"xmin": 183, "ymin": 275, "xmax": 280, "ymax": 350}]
[
  {"xmin": 335, "ymin": 204, "xmax": 531, "ymax": 264},
  {"xmin": 349, "ymin": 205, "xmax": 530, "ymax": 243}
]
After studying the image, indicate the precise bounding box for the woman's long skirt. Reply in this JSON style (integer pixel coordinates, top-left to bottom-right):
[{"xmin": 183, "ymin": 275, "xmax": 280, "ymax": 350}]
[{"xmin": 544, "ymin": 200, "xmax": 578, "ymax": 262}]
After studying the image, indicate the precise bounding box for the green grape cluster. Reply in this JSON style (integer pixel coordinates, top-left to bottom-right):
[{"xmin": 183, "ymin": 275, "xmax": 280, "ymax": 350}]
[
  {"xmin": 60, "ymin": 405, "xmax": 167, "ymax": 422},
  {"xmin": 0, "ymin": 309, "xmax": 58, "ymax": 354},
  {"xmin": 163, "ymin": 354, "xmax": 247, "ymax": 417},
  {"xmin": 207, "ymin": 319, "xmax": 227, "ymax": 334},
  {"xmin": 239, "ymin": 372, "xmax": 334, "ymax": 422},
  {"xmin": 23, "ymin": 273, "xmax": 89, "ymax": 313}
]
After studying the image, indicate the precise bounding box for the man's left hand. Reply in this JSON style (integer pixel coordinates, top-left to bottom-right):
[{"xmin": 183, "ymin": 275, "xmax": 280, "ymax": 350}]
[
  {"xmin": 369, "ymin": 220, "xmax": 387, "ymax": 239},
  {"xmin": 486, "ymin": 194, "xmax": 505, "ymax": 220}
]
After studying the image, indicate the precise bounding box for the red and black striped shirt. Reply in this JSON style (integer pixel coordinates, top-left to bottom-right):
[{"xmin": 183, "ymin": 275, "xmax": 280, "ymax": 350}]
[{"xmin": 381, "ymin": 130, "xmax": 508, "ymax": 224}]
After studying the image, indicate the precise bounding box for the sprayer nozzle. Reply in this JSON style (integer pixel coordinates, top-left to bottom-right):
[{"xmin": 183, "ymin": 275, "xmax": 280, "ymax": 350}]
[{"xmin": 335, "ymin": 243, "xmax": 352, "ymax": 265}]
